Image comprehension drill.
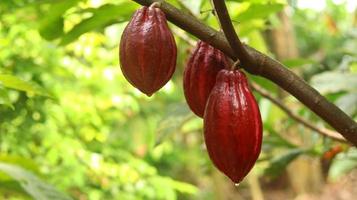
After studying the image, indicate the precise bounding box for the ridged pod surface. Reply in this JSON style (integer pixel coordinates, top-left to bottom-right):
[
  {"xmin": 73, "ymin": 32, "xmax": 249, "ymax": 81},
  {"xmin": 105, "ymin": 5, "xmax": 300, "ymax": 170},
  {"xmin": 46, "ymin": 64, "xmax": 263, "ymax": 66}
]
[
  {"xmin": 204, "ymin": 69, "xmax": 262, "ymax": 183},
  {"xmin": 120, "ymin": 6, "xmax": 177, "ymax": 96},
  {"xmin": 183, "ymin": 41, "xmax": 228, "ymax": 117}
]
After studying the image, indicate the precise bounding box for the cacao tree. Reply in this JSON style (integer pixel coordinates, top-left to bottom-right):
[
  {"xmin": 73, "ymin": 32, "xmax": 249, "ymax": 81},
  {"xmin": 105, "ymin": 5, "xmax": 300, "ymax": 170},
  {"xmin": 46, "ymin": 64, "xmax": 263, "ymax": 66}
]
[{"xmin": 0, "ymin": 0, "xmax": 356, "ymax": 199}]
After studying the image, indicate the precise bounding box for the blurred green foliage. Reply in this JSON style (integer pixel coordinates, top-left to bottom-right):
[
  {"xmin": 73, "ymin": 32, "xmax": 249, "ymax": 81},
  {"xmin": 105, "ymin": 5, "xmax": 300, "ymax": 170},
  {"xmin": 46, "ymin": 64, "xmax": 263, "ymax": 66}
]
[{"xmin": 0, "ymin": 0, "xmax": 356, "ymax": 199}]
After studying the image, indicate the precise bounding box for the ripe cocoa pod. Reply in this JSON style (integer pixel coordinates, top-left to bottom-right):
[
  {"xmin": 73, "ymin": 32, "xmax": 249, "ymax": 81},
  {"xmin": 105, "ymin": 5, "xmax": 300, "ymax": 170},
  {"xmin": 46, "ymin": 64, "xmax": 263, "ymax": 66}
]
[
  {"xmin": 204, "ymin": 69, "xmax": 262, "ymax": 183},
  {"xmin": 119, "ymin": 6, "xmax": 177, "ymax": 96},
  {"xmin": 183, "ymin": 41, "xmax": 228, "ymax": 117}
]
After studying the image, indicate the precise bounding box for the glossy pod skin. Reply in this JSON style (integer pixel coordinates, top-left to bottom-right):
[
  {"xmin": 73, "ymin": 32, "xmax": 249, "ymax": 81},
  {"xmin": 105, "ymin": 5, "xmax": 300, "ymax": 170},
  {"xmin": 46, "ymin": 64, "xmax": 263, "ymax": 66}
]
[
  {"xmin": 183, "ymin": 41, "xmax": 228, "ymax": 117},
  {"xmin": 120, "ymin": 6, "xmax": 177, "ymax": 96},
  {"xmin": 204, "ymin": 69, "xmax": 262, "ymax": 183}
]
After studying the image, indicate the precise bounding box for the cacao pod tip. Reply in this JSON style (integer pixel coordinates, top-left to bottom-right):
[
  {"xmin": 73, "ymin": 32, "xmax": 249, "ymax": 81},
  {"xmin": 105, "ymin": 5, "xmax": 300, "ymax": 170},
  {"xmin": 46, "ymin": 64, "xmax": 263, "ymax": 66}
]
[
  {"xmin": 144, "ymin": 92, "xmax": 154, "ymax": 97},
  {"xmin": 135, "ymin": 87, "xmax": 155, "ymax": 97}
]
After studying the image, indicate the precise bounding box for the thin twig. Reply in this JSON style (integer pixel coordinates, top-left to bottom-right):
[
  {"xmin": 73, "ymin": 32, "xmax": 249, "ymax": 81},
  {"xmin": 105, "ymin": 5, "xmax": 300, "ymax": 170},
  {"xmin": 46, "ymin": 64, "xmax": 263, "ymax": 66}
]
[
  {"xmin": 251, "ymin": 83, "xmax": 347, "ymax": 143},
  {"xmin": 212, "ymin": 0, "xmax": 252, "ymax": 66},
  {"xmin": 132, "ymin": 0, "xmax": 357, "ymax": 146}
]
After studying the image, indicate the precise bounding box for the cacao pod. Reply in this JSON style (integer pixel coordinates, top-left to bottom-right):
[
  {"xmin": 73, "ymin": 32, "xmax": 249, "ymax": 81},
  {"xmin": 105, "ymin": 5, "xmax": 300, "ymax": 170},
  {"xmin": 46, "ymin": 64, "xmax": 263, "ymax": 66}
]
[
  {"xmin": 204, "ymin": 69, "xmax": 262, "ymax": 183},
  {"xmin": 119, "ymin": 6, "xmax": 177, "ymax": 96},
  {"xmin": 183, "ymin": 41, "xmax": 228, "ymax": 117}
]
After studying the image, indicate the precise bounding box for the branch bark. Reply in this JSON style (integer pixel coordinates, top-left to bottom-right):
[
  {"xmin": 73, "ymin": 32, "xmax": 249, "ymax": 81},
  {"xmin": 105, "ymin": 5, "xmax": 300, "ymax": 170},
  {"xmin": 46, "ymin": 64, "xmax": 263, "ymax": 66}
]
[
  {"xmin": 212, "ymin": 0, "xmax": 346, "ymax": 143},
  {"xmin": 131, "ymin": 0, "xmax": 357, "ymax": 146},
  {"xmin": 175, "ymin": 30, "xmax": 345, "ymax": 143},
  {"xmin": 251, "ymin": 83, "xmax": 347, "ymax": 143}
]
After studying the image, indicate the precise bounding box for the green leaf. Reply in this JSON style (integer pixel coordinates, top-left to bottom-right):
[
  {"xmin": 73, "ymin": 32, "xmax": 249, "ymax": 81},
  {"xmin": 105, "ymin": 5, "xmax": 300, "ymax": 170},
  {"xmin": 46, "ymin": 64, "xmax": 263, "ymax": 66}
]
[
  {"xmin": 264, "ymin": 149, "xmax": 305, "ymax": 178},
  {"xmin": 178, "ymin": 0, "xmax": 204, "ymax": 15},
  {"xmin": 39, "ymin": 0, "xmax": 82, "ymax": 40},
  {"xmin": 0, "ymin": 155, "xmax": 40, "ymax": 176},
  {"xmin": 0, "ymin": 87, "xmax": 14, "ymax": 109},
  {"xmin": 0, "ymin": 180, "xmax": 29, "ymax": 197},
  {"xmin": 245, "ymin": 30, "xmax": 268, "ymax": 52},
  {"xmin": 0, "ymin": 154, "xmax": 40, "ymax": 184},
  {"xmin": 0, "ymin": 162, "xmax": 73, "ymax": 200},
  {"xmin": 147, "ymin": 177, "xmax": 198, "ymax": 199},
  {"xmin": 310, "ymin": 71, "xmax": 357, "ymax": 94},
  {"xmin": 282, "ymin": 58, "xmax": 316, "ymax": 68},
  {"xmin": 235, "ymin": 3, "xmax": 284, "ymax": 22},
  {"xmin": 0, "ymin": 74, "xmax": 50, "ymax": 97},
  {"xmin": 170, "ymin": 179, "xmax": 198, "ymax": 195},
  {"xmin": 147, "ymin": 177, "xmax": 176, "ymax": 200},
  {"xmin": 60, "ymin": 3, "xmax": 138, "ymax": 45}
]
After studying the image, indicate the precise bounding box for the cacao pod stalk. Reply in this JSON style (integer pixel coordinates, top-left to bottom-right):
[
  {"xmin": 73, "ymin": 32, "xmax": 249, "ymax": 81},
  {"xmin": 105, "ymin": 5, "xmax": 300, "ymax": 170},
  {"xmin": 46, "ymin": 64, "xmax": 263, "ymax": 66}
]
[
  {"xmin": 204, "ymin": 69, "xmax": 262, "ymax": 183},
  {"xmin": 119, "ymin": 6, "xmax": 177, "ymax": 96}
]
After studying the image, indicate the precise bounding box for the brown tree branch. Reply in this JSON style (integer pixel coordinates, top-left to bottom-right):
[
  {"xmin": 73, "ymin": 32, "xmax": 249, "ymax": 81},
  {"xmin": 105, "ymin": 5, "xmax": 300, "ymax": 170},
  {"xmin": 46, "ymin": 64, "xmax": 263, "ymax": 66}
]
[
  {"xmin": 212, "ymin": 0, "xmax": 346, "ymax": 143},
  {"xmin": 131, "ymin": 0, "xmax": 357, "ymax": 146},
  {"xmin": 251, "ymin": 83, "xmax": 347, "ymax": 143},
  {"xmin": 176, "ymin": 32, "xmax": 346, "ymax": 143}
]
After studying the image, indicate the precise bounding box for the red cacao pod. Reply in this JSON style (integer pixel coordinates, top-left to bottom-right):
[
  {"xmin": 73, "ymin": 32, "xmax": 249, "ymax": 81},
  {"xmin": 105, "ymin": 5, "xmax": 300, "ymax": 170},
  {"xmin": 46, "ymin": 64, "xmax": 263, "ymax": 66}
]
[
  {"xmin": 204, "ymin": 69, "xmax": 262, "ymax": 183},
  {"xmin": 183, "ymin": 41, "xmax": 228, "ymax": 117},
  {"xmin": 119, "ymin": 6, "xmax": 177, "ymax": 96}
]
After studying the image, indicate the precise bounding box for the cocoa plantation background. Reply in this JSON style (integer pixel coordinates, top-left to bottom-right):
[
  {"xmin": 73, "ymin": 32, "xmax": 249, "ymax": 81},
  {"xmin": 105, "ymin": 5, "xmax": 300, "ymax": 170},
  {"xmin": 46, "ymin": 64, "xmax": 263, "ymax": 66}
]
[{"xmin": 0, "ymin": 0, "xmax": 357, "ymax": 199}]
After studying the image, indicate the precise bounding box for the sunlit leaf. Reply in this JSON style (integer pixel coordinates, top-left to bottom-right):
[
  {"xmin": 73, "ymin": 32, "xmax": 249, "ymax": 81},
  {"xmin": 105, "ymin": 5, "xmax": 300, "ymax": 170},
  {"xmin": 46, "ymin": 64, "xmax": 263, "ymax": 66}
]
[
  {"xmin": 38, "ymin": 0, "xmax": 83, "ymax": 40},
  {"xmin": 0, "ymin": 74, "xmax": 50, "ymax": 97},
  {"xmin": 60, "ymin": 3, "xmax": 138, "ymax": 45},
  {"xmin": 147, "ymin": 176, "xmax": 198, "ymax": 199},
  {"xmin": 246, "ymin": 30, "xmax": 269, "ymax": 53},
  {"xmin": 0, "ymin": 155, "xmax": 40, "ymax": 181},
  {"xmin": 282, "ymin": 58, "xmax": 316, "ymax": 68},
  {"xmin": 0, "ymin": 180, "xmax": 29, "ymax": 197},
  {"xmin": 178, "ymin": 0, "xmax": 204, "ymax": 15},
  {"xmin": 0, "ymin": 162, "xmax": 73, "ymax": 200},
  {"xmin": 0, "ymin": 87, "xmax": 14, "ymax": 109},
  {"xmin": 170, "ymin": 179, "xmax": 198, "ymax": 194},
  {"xmin": 235, "ymin": 3, "xmax": 285, "ymax": 22}
]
